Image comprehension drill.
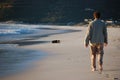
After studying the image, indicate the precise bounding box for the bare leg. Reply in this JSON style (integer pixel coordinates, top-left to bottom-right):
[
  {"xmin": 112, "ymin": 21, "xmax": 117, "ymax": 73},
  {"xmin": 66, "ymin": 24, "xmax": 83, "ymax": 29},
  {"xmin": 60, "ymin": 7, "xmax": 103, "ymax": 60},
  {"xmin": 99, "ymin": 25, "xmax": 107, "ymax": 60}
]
[
  {"xmin": 98, "ymin": 53, "xmax": 103, "ymax": 71},
  {"xmin": 90, "ymin": 46, "xmax": 97, "ymax": 71},
  {"xmin": 91, "ymin": 54, "xmax": 96, "ymax": 71},
  {"xmin": 97, "ymin": 44, "xmax": 104, "ymax": 72}
]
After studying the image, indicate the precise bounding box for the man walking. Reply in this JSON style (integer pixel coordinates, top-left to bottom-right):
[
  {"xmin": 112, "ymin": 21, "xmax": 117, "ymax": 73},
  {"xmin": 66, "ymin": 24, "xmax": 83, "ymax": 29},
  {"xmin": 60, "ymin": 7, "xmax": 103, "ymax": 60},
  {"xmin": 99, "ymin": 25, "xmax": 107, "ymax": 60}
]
[{"xmin": 84, "ymin": 11, "xmax": 108, "ymax": 72}]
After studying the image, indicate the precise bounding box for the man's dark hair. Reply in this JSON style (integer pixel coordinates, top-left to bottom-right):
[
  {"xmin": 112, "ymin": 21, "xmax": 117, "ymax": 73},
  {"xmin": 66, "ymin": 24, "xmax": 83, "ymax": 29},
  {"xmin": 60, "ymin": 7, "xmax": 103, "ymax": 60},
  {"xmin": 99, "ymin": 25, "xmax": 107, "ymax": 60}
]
[{"xmin": 93, "ymin": 11, "xmax": 101, "ymax": 19}]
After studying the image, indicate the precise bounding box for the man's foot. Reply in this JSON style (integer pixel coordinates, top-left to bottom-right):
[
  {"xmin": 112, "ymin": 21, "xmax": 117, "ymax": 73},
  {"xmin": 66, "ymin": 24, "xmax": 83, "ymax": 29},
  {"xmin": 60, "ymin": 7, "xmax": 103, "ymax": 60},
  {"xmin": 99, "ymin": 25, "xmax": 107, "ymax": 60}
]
[
  {"xmin": 98, "ymin": 65, "xmax": 103, "ymax": 72},
  {"xmin": 98, "ymin": 67, "xmax": 103, "ymax": 74},
  {"xmin": 91, "ymin": 68, "xmax": 96, "ymax": 72},
  {"xmin": 100, "ymin": 67, "xmax": 103, "ymax": 71}
]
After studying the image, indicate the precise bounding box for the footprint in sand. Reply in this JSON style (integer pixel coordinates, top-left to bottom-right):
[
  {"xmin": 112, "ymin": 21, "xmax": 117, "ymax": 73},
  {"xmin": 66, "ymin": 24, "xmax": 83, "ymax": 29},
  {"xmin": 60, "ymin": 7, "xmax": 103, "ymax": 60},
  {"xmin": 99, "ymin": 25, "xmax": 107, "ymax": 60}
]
[
  {"xmin": 114, "ymin": 77, "xmax": 119, "ymax": 80},
  {"xmin": 105, "ymin": 74, "xmax": 110, "ymax": 78},
  {"xmin": 105, "ymin": 74, "xmax": 120, "ymax": 80}
]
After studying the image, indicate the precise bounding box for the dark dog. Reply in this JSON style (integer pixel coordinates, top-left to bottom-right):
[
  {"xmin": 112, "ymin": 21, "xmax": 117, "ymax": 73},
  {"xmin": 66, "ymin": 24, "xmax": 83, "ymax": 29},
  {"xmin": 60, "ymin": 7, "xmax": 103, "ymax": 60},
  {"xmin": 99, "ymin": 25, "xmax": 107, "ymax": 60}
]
[{"xmin": 52, "ymin": 40, "xmax": 60, "ymax": 43}]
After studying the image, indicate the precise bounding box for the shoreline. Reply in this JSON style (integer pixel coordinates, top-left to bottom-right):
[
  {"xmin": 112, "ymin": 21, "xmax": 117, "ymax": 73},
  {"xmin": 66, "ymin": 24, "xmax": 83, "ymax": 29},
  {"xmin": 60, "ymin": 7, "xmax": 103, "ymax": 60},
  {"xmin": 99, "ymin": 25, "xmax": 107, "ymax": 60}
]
[
  {"xmin": 0, "ymin": 45, "xmax": 47, "ymax": 77},
  {"xmin": 0, "ymin": 26, "xmax": 81, "ymax": 77},
  {"xmin": 0, "ymin": 26, "xmax": 120, "ymax": 80}
]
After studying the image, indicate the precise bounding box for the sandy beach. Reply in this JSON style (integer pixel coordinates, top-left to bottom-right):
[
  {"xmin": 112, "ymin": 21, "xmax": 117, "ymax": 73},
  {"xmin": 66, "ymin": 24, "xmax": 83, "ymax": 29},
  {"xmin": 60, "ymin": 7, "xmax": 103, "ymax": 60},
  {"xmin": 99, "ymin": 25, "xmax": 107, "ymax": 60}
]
[{"xmin": 0, "ymin": 25, "xmax": 120, "ymax": 80}]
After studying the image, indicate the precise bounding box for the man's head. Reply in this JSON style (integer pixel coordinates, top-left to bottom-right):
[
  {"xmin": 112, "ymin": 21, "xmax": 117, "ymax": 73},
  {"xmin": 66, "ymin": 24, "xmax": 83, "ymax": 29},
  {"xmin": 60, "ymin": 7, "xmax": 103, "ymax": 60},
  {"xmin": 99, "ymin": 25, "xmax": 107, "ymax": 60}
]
[{"xmin": 93, "ymin": 11, "xmax": 101, "ymax": 19}]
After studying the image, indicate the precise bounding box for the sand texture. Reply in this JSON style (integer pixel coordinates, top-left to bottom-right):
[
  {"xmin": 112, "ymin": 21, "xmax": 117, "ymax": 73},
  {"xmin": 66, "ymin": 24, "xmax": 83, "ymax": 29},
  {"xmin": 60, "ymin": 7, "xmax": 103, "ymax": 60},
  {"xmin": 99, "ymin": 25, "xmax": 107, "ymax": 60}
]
[{"xmin": 0, "ymin": 26, "xmax": 120, "ymax": 80}]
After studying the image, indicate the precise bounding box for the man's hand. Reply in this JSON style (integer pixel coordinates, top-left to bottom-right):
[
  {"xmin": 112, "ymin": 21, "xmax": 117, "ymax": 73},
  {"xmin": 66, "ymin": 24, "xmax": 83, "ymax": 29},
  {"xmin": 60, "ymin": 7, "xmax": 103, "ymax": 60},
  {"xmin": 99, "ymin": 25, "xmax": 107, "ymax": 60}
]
[
  {"xmin": 104, "ymin": 43, "xmax": 108, "ymax": 47},
  {"xmin": 85, "ymin": 44, "xmax": 88, "ymax": 48}
]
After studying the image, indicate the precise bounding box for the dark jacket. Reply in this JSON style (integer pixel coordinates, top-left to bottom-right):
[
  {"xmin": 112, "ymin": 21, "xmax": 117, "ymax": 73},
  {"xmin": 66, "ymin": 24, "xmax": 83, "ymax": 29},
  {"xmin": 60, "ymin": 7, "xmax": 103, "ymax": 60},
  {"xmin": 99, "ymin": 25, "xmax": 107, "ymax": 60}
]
[{"xmin": 85, "ymin": 19, "xmax": 108, "ymax": 45}]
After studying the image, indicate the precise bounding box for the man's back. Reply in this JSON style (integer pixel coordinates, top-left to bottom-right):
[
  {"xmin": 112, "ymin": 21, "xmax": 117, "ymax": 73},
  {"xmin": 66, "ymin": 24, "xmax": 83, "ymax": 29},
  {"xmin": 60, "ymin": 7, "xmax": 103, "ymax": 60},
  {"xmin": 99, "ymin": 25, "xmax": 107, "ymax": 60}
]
[
  {"xmin": 85, "ymin": 19, "xmax": 107, "ymax": 45},
  {"xmin": 89, "ymin": 19, "xmax": 106, "ymax": 44}
]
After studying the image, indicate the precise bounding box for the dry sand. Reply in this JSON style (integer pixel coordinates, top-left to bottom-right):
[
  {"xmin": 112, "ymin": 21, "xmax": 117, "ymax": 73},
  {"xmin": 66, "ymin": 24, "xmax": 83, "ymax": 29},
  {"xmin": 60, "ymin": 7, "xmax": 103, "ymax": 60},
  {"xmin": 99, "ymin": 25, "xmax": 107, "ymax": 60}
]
[{"xmin": 0, "ymin": 26, "xmax": 120, "ymax": 80}]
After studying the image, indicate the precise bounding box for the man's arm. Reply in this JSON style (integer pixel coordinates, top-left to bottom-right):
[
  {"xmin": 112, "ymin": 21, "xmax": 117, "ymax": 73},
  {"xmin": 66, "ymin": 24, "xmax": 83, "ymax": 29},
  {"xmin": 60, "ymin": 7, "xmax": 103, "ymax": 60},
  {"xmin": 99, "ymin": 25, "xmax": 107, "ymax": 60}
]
[
  {"xmin": 103, "ymin": 23, "xmax": 108, "ymax": 45},
  {"xmin": 84, "ymin": 22, "xmax": 92, "ymax": 47}
]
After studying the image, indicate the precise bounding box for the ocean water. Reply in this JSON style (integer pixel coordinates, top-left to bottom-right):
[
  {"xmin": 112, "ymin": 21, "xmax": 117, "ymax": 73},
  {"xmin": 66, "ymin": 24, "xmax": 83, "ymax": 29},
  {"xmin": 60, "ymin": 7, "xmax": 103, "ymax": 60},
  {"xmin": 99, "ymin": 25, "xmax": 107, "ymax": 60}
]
[
  {"xmin": 0, "ymin": 23, "xmax": 72, "ymax": 42},
  {"xmin": 0, "ymin": 23, "xmax": 66, "ymax": 77},
  {"xmin": 0, "ymin": 24, "xmax": 51, "ymax": 42}
]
